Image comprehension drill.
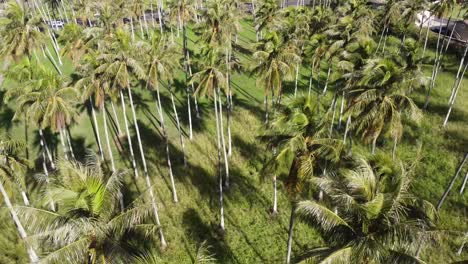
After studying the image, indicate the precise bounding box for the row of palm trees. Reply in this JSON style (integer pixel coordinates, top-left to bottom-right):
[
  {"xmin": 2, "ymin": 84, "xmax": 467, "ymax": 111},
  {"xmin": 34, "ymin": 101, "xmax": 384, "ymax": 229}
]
[{"xmin": 0, "ymin": 0, "xmax": 466, "ymax": 262}]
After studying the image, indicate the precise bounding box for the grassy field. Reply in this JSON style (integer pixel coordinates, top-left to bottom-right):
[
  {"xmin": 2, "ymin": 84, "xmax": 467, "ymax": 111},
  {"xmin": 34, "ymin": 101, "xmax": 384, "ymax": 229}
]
[{"xmin": 0, "ymin": 19, "xmax": 467, "ymax": 263}]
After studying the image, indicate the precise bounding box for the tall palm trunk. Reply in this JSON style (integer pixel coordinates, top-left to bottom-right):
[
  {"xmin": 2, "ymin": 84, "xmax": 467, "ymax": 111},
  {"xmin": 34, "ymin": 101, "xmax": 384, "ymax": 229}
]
[
  {"xmin": 187, "ymin": 52, "xmax": 201, "ymax": 119},
  {"xmin": 90, "ymin": 99, "xmax": 105, "ymax": 161},
  {"xmin": 329, "ymin": 95, "xmax": 337, "ymax": 135},
  {"xmin": 110, "ymin": 100, "xmax": 123, "ymax": 136},
  {"xmin": 226, "ymin": 47, "xmax": 233, "ymax": 156},
  {"xmin": 130, "ymin": 17, "xmax": 136, "ymax": 41},
  {"xmin": 272, "ymin": 175, "xmax": 278, "ymax": 214},
  {"xmin": 65, "ymin": 127, "xmax": 75, "ymax": 159},
  {"xmin": 264, "ymin": 95, "xmax": 269, "ymax": 124},
  {"xmin": 157, "ymin": 0, "xmax": 164, "ymax": 33},
  {"xmin": 392, "ymin": 137, "xmax": 398, "ymax": 160},
  {"xmin": 102, "ymin": 105, "xmax": 115, "ymax": 172},
  {"xmin": 214, "ymin": 88, "xmax": 225, "ymax": 231},
  {"xmin": 338, "ymin": 91, "xmax": 345, "ymax": 129},
  {"xmin": 183, "ymin": 23, "xmax": 194, "ymax": 140},
  {"xmin": 155, "ymin": 83, "xmax": 178, "ymax": 203},
  {"xmin": 40, "ymin": 141, "xmax": 55, "ymax": 211},
  {"xmin": 286, "ymin": 204, "xmax": 296, "ymax": 264},
  {"xmin": 294, "ymin": 63, "xmax": 299, "ymax": 97},
  {"xmin": 0, "ymin": 180, "xmax": 39, "ymax": 263},
  {"xmin": 322, "ymin": 67, "xmax": 331, "ymax": 94},
  {"xmin": 460, "ymin": 171, "xmax": 468, "ymax": 194},
  {"xmin": 217, "ymin": 88, "xmax": 230, "ymax": 188},
  {"xmin": 38, "ymin": 128, "xmax": 55, "ymax": 169},
  {"xmin": 127, "ymin": 86, "xmax": 167, "ymax": 248},
  {"xmin": 59, "ymin": 128, "xmax": 69, "ymax": 160},
  {"xmin": 422, "ymin": 25, "xmax": 430, "ymax": 57},
  {"xmin": 371, "ymin": 137, "xmax": 377, "ymax": 155},
  {"xmin": 169, "ymin": 85, "xmax": 187, "ymax": 167},
  {"xmin": 119, "ymin": 90, "xmax": 139, "ymax": 178},
  {"xmin": 308, "ymin": 63, "xmax": 314, "ymax": 99}
]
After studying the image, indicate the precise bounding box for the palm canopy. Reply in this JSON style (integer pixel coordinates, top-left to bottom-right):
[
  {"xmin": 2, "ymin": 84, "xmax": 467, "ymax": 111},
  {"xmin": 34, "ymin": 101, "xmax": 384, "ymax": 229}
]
[
  {"xmin": 0, "ymin": 1, "xmax": 45, "ymax": 60},
  {"xmin": 4, "ymin": 60, "xmax": 77, "ymax": 132},
  {"xmin": 94, "ymin": 28, "xmax": 147, "ymax": 91},
  {"xmin": 141, "ymin": 33, "xmax": 181, "ymax": 89},
  {"xmin": 190, "ymin": 46, "xmax": 227, "ymax": 98},
  {"xmin": 262, "ymin": 96, "xmax": 343, "ymax": 197},
  {"xmin": 346, "ymin": 57, "xmax": 423, "ymax": 145},
  {"xmin": 295, "ymin": 154, "xmax": 437, "ymax": 263},
  {"xmin": 251, "ymin": 32, "xmax": 300, "ymax": 98},
  {"xmin": 16, "ymin": 157, "xmax": 156, "ymax": 263},
  {"xmin": 0, "ymin": 138, "xmax": 30, "ymax": 197}
]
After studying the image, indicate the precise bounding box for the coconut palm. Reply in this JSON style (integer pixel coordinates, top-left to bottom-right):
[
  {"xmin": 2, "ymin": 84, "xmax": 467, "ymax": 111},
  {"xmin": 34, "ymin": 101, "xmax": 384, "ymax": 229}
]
[
  {"xmin": 252, "ymin": 31, "xmax": 300, "ymax": 123},
  {"xmin": 0, "ymin": 1, "xmax": 45, "ymax": 61},
  {"xmin": 142, "ymin": 32, "xmax": 181, "ymax": 203},
  {"xmin": 96, "ymin": 28, "xmax": 167, "ymax": 247},
  {"xmin": 294, "ymin": 154, "xmax": 437, "ymax": 263},
  {"xmin": 0, "ymin": 138, "xmax": 39, "ymax": 263},
  {"xmin": 346, "ymin": 57, "xmax": 423, "ymax": 156},
  {"xmin": 190, "ymin": 46, "xmax": 229, "ymax": 229},
  {"xmin": 261, "ymin": 95, "xmax": 343, "ymax": 264},
  {"xmin": 17, "ymin": 157, "xmax": 157, "ymax": 263}
]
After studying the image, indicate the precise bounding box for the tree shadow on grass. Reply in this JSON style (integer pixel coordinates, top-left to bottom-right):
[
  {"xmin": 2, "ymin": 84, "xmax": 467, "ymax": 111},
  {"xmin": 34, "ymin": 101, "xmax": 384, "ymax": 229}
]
[{"xmin": 183, "ymin": 208, "xmax": 240, "ymax": 264}]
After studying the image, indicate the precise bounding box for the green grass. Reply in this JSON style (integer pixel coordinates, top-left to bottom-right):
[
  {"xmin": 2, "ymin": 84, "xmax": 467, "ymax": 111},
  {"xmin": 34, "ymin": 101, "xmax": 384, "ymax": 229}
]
[{"xmin": 0, "ymin": 19, "xmax": 467, "ymax": 263}]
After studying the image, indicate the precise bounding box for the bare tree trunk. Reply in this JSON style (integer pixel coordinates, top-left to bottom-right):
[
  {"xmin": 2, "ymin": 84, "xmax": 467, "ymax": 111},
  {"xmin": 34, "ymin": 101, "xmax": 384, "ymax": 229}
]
[
  {"xmin": 110, "ymin": 100, "xmax": 123, "ymax": 136},
  {"xmin": 119, "ymin": 90, "xmax": 139, "ymax": 178},
  {"xmin": 127, "ymin": 86, "xmax": 167, "ymax": 248},
  {"xmin": 40, "ymin": 142, "xmax": 55, "ymax": 211},
  {"xmin": 264, "ymin": 95, "xmax": 269, "ymax": 124},
  {"xmin": 155, "ymin": 83, "xmax": 178, "ymax": 203},
  {"xmin": 272, "ymin": 175, "xmax": 278, "ymax": 214},
  {"xmin": 294, "ymin": 63, "xmax": 299, "ymax": 97},
  {"xmin": 286, "ymin": 204, "xmax": 295, "ymax": 264},
  {"xmin": 436, "ymin": 153, "xmax": 468, "ymax": 210},
  {"xmin": 169, "ymin": 86, "xmax": 187, "ymax": 167},
  {"xmin": 308, "ymin": 63, "xmax": 314, "ymax": 99},
  {"xmin": 371, "ymin": 137, "xmax": 377, "ymax": 155},
  {"xmin": 90, "ymin": 99, "xmax": 105, "ymax": 161},
  {"xmin": 338, "ymin": 91, "xmax": 345, "ymax": 129},
  {"xmin": 65, "ymin": 127, "xmax": 75, "ymax": 159},
  {"xmin": 218, "ymin": 89, "xmax": 230, "ymax": 188},
  {"xmin": 443, "ymin": 60, "xmax": 468, "ymax": 127},
  {"xmin": 214, "ymin": 88, "xmax": 225, "ymax": 231},
  {"xmin": 38, "ymin": 129, "xmax": 55, "ymax": 169},
  {"xmin": 322, "ymin": 67, "xmax": 331, "ymax": 94},
  {"xmin": 459, "ymin": 170, "xmax": 468, "ymax": 194},
  {"xmin": 344, "ymin": 116, "xmax": 351, "ymax": 144}
]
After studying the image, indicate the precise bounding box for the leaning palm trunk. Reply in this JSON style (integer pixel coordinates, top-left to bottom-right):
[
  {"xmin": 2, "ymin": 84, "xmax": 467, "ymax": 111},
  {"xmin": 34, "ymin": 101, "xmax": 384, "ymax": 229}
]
[
  {"xmin": 169, "ymin": 85, "xmax": 187, "ymax": 167},
  {"xmin": 90, "ymin": 99, "xmax": 105, "ymax": 161},
  {"xmin": 329, "ymin": 95, "xmax": 337, "ymax": 135},
  {"xmin": 443, "ymin": 61, "xmax": 468, "ymax": 127},
  {"xmin": 187, "ymin": 52, "xmax": 201, "ymax": 119},
  {"xmin": 214, "ymin": 88, "xmax": 225, "ymax": 231},
  {"xmin": 436, "ymin": 153, "xmax": 468, "ymax": 210},
  {"xmin": 264, "ymin": 95, "xmax": 269, "ymax": 124},
  {"xmin": 127, "ymin": 86, "xmax": 167, "ymax": 248},
  {"xmin": 0, "ymin": 181, "xmax": 39, "ymax": 263},
  {"xmin": 459, "ymin": 170, "xmax": 468, "ymax": 194},
  {"xmin": 155, "ymin": 83, "xmax": 178, "ymax": 203},
  {"xmin": 371, "ymin": 137, "xmax": 377, "ymax": 155},
  {"xmin": 217, "ymin": 88, "xmax": 230, "ymax": 188},
  {"xmin": 286, "ymin": 204, "xmax": 296, "ymax": 264},
  {"xmin": 119, "ymin": 90, "xmax": 139, "ymax": 178},
  {"xmin": 448, "ymin": 45, "xmax": 468, "ymax": 103}
]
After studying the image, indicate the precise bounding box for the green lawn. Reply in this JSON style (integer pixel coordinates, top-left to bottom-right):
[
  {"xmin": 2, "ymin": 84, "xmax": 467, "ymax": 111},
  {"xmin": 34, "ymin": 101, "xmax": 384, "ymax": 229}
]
[{"xmin": 0, "ymin": 19, "xmax": 467, "ymax": 263}]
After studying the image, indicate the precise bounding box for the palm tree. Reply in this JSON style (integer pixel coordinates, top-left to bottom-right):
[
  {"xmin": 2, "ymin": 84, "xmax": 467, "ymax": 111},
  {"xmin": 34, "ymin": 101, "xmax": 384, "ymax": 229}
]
[
  {"xmin": 191, "ymin": 46, "xmax": 229, "ymax": 229},
  {"xmin": 0, "ymin": 1, "xmax": 45, "ymax": 61},
  {"xmin": 261, "ymin": 95, "xmax": 343, "ymax": 264},
  {"xmin": 0, "ymin": 138, "xmax": 39, "ymax": 263},
  {"xmin": 294, "ymin": 154, "xmax": 437, "ymax": 263},
  {"xmin": 252, "ymin": 31, "xmax": 300, "ymax": 123},
  {"xmin": 347, "ymin": 57, "xmax": 423, "ymax": 156},
  {"xmin": 96, "ymin": 28, "xmax": 167, "ymax": 248},
  {"xmin": 17, "ymin": 157, "xmax": 157, "ymax": 263},
  {"xmin": 142, "ymin": 32, "xmax": 181, "ymax": 203}
]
